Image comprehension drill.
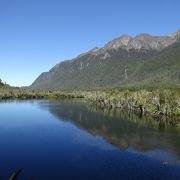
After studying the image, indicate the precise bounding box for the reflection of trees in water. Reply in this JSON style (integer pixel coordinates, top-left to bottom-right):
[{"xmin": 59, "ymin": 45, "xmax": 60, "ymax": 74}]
[
  {"xmin": 38, "ymin": 100, "xmax": 180, "ymax": 157},
  {"xmin": 88, "ymin": 105, "xmax": 180, "ymax": 131}
]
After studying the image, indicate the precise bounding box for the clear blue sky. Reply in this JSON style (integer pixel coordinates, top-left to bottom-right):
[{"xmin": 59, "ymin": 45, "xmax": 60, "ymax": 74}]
[{"xmin": 0, "ymin": 0, "xmax": 180, "ymax": 86}]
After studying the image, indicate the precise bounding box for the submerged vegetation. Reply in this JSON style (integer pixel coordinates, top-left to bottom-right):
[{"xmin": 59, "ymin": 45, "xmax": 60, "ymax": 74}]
[{"xmin": 0, "ymin": 85, "xmax": 180, "ymax": 122}]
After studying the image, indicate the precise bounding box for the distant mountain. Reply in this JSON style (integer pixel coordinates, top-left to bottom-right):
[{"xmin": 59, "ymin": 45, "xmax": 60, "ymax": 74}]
[{"xmin": 30, "ymin": 30, "xmax": 180, "ymax": 90}]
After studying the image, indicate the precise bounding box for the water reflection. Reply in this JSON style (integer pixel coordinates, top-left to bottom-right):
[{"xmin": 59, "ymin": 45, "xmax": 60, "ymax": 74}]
[
  {"xmin": 1, "ymin": 100, "xmax": 180, "ymax": 179},
  {"xmin": 37, "ymin": 99, "xmax": 180, "ymax": 164}
]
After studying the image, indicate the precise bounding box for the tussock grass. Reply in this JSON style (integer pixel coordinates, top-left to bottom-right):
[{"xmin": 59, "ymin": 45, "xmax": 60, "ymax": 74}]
[
  {"xmin": 84, "ymin": 89, "xmax": 180, "ymax": 118},
  {"xmin": 0, "ymin": 87, "xmax": 179, "ymax": 119}
]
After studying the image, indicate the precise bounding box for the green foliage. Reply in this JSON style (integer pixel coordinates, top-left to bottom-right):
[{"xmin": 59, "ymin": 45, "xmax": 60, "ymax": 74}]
[
  {"xmin": 84, "ymin": 89, "xmax": 180, "ymax": 118},
  {"xmin": 0, "ymin": 87, "xmax": 179, "ymax": 123},
  {"xmin": 0, "ymin": 87, "xmax": 85, "ymax": 100},
  {"xmin": 0, "ymin": 78, "xmax": 5, "ymax": 86}
]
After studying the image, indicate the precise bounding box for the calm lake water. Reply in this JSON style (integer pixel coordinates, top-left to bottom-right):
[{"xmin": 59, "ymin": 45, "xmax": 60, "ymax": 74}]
[{"xmin": 0, "ymin": 100, "xmax": 180, "ymax": 180}]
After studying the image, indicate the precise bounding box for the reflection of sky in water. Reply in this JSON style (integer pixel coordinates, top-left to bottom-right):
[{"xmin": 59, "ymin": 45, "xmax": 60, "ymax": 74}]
[
  {"xmin": 0, "ymin": 100, "xmax": 180, "ymax": 179},
  {"xmin": 61, "ymin": 113, "xmax": 180, "ymax": 165},
  {"xmin": 37, "ymin": 100, "xmax": 180, "ymax": 163},
  {"xmin": 73, "ymin": 127, "xmax": 180, "ymax": 165},
  {"xmin": 127, "ymin": 148, "xmax": 180, "ymax": 165},
  {"xmin": 73, "ymin": 128, "xmax": 180, "ymax": 165},
  {"xmin": 73, "ymin": 130, "xmax": 118, "ymax": 151}
]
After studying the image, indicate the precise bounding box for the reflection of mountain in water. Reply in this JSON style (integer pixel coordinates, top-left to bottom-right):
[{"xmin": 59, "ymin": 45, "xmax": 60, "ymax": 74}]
[{"xmin": 37, "ymin": 100, "xmax": 180, "ymax": 161}]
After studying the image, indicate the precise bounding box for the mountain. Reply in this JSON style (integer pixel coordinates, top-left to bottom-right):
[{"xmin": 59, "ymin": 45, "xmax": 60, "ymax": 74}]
[{"xmin": 30, "ymin": 30, "xmax": 180, "ymax": 90}]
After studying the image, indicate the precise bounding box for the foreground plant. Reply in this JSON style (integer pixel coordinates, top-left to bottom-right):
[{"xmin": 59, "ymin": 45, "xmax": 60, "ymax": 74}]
[{"xmin": 9, "ymin": 169, "xmax": 22, "ymax": 180}]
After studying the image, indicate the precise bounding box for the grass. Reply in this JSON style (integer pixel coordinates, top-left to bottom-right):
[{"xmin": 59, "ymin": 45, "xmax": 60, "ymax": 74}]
[
  {"xmin": 0, "ymin": 86, "xmax": 179, "ymax": 121},
  {"xmin": 0, "ymin": 86, "xmax": 84, "ymax": 100},
  {"xmin": 84, "ymin": 89, "xmax": 180, "ymax": 118}
]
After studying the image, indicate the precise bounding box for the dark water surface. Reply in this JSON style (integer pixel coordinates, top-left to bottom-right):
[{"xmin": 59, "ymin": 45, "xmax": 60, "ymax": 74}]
[{"xmin": 0, "ymin": 100, "xmax": 180, "ymax": 180}]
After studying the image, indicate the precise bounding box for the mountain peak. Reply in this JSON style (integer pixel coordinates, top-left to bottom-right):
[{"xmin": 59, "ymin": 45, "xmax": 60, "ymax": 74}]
[
  {"xmin": 104, "ymin": 35, "xmax": 132, "ymax": 50},
  {"xmin": 119, "ymin": 35, "xmax": 132, "ymax": 45},
  {"xmin": 104, "ymin": 30, "xmax": 180, "ymax": 51}
]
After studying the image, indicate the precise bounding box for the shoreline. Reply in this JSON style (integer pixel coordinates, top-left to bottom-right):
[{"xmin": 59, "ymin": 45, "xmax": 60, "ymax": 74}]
[{"xmin": 0, "ymin": 87, "xmax": 180, "ymax": 123}]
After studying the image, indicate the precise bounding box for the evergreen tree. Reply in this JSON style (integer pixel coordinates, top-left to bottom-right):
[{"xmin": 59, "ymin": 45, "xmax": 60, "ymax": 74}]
[{"xmin": 0, "ymin": 79, "xmax": 4, "ymax": 86}]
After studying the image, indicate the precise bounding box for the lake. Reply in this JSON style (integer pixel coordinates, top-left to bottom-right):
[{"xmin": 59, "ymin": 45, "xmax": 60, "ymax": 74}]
[{"xmin": 0, "ymin": 100, "xmax": 180, "ymax": 180}]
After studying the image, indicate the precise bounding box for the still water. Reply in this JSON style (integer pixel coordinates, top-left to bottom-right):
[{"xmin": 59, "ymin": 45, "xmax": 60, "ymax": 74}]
[{"xmin": 0, "ymin": 100, "xmax": 180, "ymax": 180}]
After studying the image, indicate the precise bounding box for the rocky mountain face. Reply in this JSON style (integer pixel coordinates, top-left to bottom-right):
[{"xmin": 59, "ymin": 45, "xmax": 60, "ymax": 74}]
[{"xmin": 30, "ymin": 30, "xmax": 180, "ymax": 90}]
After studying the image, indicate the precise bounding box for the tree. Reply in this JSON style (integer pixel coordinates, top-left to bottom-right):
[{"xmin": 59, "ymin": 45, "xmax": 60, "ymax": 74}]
[{"xmin": 0, "ymin": 79, "xmax": 4, "ymax": 86}]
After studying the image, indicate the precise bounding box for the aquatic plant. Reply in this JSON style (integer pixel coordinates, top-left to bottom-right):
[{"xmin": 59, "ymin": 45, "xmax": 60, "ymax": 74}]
[{"xmin": 9, "ymin": 169, "xmax": 22, "ymax": 180}]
